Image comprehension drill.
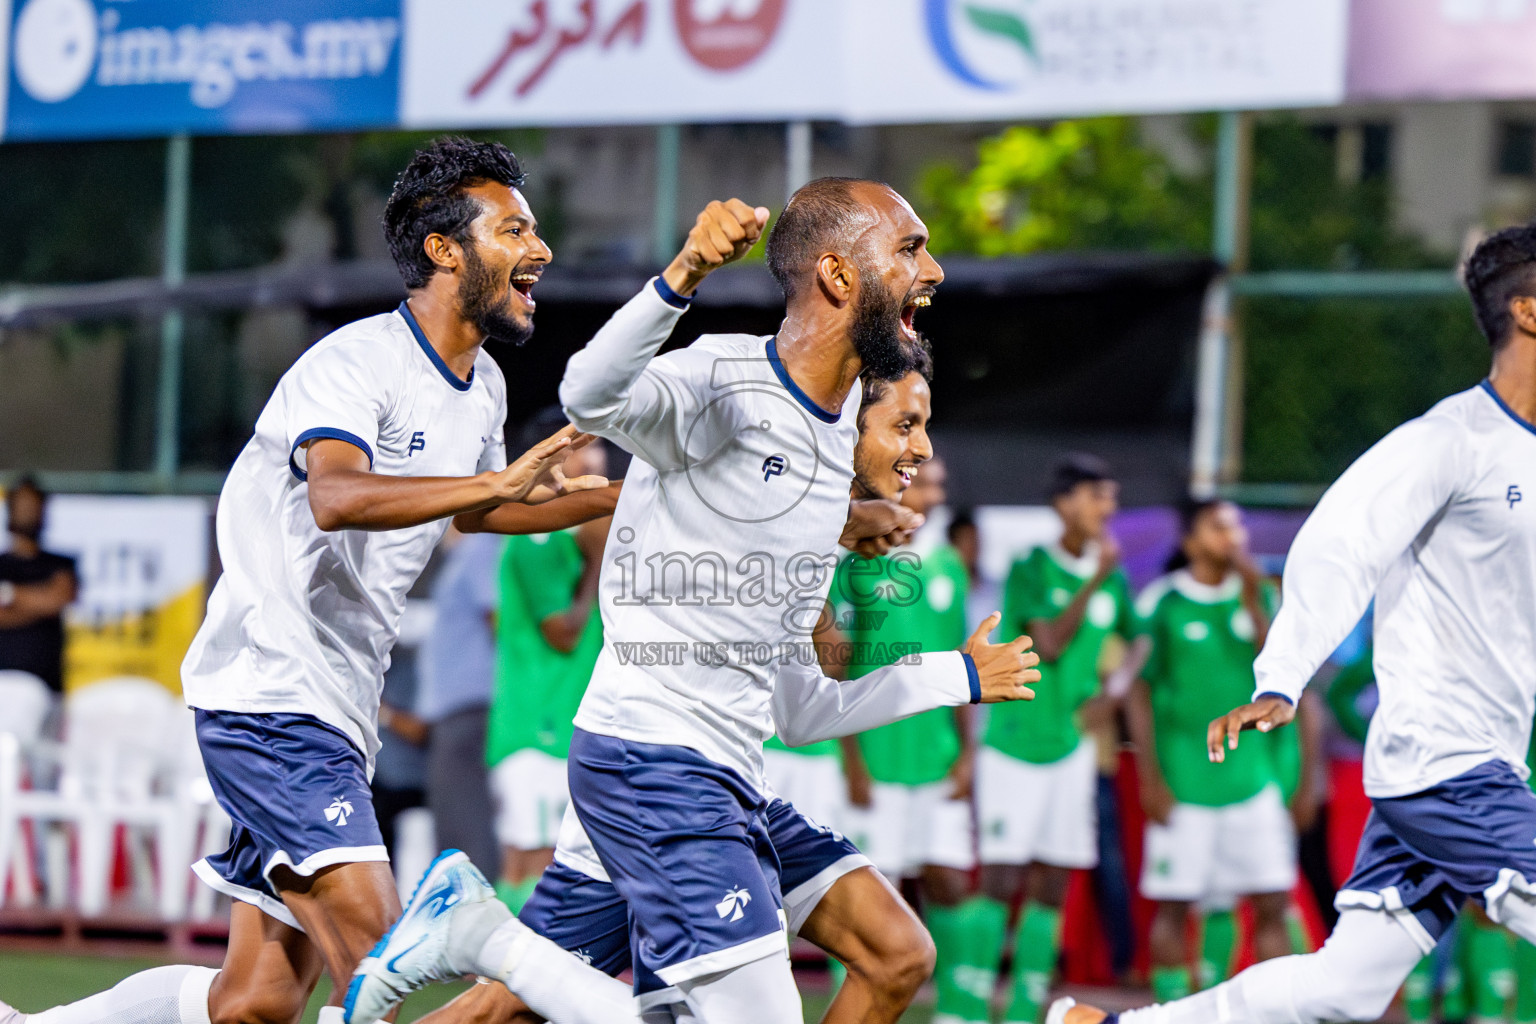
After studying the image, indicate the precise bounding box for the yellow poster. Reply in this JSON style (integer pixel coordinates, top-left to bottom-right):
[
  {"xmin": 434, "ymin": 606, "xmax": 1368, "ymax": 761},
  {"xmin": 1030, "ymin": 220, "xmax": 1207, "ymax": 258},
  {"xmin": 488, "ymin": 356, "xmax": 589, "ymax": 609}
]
[{"xmin": 41, "ymin": 496, "xmax": 210, "ymax": 695}]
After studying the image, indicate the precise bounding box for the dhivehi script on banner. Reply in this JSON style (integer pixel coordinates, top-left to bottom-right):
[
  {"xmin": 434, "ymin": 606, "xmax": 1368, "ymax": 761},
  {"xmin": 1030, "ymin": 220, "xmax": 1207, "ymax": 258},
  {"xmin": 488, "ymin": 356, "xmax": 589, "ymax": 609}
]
[
  {"xmin": 1, "ymin": 495, "xmax": 210, "ymax": 694},
  {"xmin": 399, "ymin": 0, "xmax": 1347, "ymax": 128}
]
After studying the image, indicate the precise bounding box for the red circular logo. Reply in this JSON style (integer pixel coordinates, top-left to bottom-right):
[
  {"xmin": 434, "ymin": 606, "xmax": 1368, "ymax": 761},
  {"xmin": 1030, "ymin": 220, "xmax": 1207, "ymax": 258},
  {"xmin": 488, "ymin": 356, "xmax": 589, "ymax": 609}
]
[{"xmin": 674, "ymin": 0, "xmax": 787, "ymax": 72}]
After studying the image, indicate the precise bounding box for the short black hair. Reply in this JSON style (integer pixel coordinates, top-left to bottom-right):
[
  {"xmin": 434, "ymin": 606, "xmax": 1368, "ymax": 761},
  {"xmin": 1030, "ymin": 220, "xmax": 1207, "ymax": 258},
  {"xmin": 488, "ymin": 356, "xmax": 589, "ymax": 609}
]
[
  {"xmin": 1047, "ymin": 453, "xmax": 1113, "ymax": 500},
  {"xmin": 1465, "ymin": 222, "xmax": 1536, "ymax": 348},
  {"xmin": 857, "ymin": 336, "xmax": 934, "ymax": 430},
  {"xmin": 766, "ymin": 177, "xmax": 887, "ymax": 300},
  {"xmin": 384, "ymin": 137, "xmax": 526, "ymax": 290}
]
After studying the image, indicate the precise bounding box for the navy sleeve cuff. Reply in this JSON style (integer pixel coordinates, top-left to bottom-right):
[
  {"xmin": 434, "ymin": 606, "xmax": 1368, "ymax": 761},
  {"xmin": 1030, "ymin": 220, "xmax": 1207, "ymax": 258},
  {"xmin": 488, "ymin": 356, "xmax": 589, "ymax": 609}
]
[
  {"xmin": 962, "ymin": 653, "xmax": 981, "ymax": 704},
  {"xmin": 1255, "ymin": 691, "xmax": 1295, "ymax": 706},
  {"xmin": 653, "ymin": 276, "xmax": 693, "ymax": 310},
  {"xmin": 290, "ymin": 428, "xmax": 374, "ymax": 482}
]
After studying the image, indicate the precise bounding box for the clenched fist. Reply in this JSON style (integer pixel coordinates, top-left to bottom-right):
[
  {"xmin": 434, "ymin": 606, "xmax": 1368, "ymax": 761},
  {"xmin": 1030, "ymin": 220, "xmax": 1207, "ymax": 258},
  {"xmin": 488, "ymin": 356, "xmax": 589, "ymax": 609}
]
[{"xmin": 663, "ymin": 199, "xmax": 771, "ymax": 298}]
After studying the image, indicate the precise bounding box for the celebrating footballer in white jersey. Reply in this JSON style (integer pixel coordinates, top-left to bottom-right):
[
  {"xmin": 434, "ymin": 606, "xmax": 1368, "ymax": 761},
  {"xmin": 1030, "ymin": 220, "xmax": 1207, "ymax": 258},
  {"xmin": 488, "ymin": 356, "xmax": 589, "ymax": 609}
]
[
  {"xmin": 0, "ymin": 137, "xmax": 632, "ymax": 1024},
  {"xmin": 1057, "ymin": 224, "xmax": 1536, "ymax": 1024},
  {"xmin": 347, "ymin": 180, "xmax": 1040, "ymax": 1024}
]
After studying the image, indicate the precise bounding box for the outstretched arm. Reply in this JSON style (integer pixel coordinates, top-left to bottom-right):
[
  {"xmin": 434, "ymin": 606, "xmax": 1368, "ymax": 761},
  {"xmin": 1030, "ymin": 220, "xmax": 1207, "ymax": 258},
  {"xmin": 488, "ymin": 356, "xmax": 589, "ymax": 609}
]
[
  {"xmin": 304, "ymin": 425, "xmax": 600, "ymax": 532},
  {"xmin": 1209, "ymin": 416, "xmax": 1464, "ymax": 759},
  {"xmin": 772, "ymin": 613, "xmax": 1038, "ymax": 747},
  {"xmin": 456, "ymin": 482, "xmax": 622, "ymax": 535}
]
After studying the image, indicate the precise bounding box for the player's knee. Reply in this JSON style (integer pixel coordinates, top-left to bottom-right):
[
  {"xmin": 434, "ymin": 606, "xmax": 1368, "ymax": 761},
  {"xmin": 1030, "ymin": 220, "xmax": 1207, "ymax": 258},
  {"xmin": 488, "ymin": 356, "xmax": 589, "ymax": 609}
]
[
  {"xmin": 209, "ymin": 983, "xmax": 309, "ymax": 1024},
  {"xmin": 853, "ymin": 917, "xmax": 935, "ymax": 1001}
]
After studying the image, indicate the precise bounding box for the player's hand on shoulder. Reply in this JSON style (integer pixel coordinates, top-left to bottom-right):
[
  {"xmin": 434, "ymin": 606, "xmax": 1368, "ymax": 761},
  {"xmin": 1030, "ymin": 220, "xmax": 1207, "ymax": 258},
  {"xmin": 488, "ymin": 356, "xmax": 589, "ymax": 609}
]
[
  {"xmin": 493, "ymin": 424, "xmax": 609, "ymax": 505},
  {"xmin": 840, "ymin": 498, "xmax": 924, "ymax": 556},
  {"xmin": 663, "ymin": 199, "xmax": 770, "ymax": 297},
  {"xmin": 964, "ymin": 611, "xmax": 1041, "ymax": 703},
  {"xmin": 1205, "ymin": 694, "xmax": 1296, "ymax": 763}
]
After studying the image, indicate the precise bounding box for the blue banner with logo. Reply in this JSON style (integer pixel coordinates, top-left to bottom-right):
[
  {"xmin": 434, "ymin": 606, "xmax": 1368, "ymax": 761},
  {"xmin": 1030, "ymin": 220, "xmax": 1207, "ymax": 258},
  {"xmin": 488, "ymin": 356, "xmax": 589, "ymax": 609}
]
[{"xmin": 6, "ymin": 0, "xmax": 402, "ymax": 140}]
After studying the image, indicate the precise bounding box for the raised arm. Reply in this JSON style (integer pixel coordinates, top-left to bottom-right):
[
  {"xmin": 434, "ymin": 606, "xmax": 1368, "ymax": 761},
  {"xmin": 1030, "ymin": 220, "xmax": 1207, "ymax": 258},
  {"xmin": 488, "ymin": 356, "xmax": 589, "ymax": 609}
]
[
  {"xmin": 772, "ymin": 613, "xmax": 1038, "ymax": 747},
  {"xmin": 1208, "ymin": 416, "xmax": 1464, "ymax": 759},
  {"xmin": 560, "ymin": 200, "xmax": 768, "ymax": 469}
]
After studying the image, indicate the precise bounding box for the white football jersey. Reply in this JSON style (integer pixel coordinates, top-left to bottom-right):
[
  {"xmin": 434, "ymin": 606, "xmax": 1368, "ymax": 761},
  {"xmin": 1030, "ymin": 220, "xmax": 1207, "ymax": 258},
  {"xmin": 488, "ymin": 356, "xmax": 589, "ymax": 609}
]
[
  {"xmin": 1256, "ymin": 382, "xmax": 1536, "ymax": 798},
  {"xmin": 182, "ymin": 302, "xmax": 507, "ymax": 764},
  {"xmin": 561, "ymin": 280, "xmax": 973, "ymax": 787}
]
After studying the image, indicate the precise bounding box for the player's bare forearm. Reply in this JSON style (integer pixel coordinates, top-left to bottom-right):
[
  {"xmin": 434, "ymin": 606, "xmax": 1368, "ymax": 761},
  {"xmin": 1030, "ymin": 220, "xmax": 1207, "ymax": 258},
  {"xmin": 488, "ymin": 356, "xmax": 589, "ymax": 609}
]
[
  {"xmin": 457, "ymin": 483, "xmax": 621, "ymax": 535},
  {"xmin": 1124, "ymin": 679, "xmax": 1166, "ymax": 786},
  {"xmin": 308, "ymin": 463, "xmax": 502, "ymax": 532}
]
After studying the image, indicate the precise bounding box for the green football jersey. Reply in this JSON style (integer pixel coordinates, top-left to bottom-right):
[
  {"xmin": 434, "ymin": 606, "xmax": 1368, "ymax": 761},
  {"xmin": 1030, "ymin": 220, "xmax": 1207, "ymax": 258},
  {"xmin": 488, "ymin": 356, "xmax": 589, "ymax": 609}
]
[
  {"xmin": 485, "ymin": 530, "xmax": 602, "ymax": 765},
  {"xmin": 828, "ymin": 544, "xmax": 970, "ymax": 785},
  {"xmin": 984, "ymin": 543, "xmax": 1135, "ymax": 765},
  {"xmin": 1138, "ymin": 570, "xmax": 1280, "ymax": 807}
]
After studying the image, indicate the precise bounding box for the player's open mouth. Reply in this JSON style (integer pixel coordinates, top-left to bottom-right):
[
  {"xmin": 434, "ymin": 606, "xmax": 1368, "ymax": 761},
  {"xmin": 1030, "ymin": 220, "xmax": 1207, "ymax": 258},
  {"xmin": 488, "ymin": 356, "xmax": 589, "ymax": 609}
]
[
  {"xmin": 511, "ymin": 271, "xmax": 540, "ymax": 311},
  {"xmin": 895, "ymin": 463, "xmax": 917, "ymax": 489},
  {"xmin": 900, "ymin": 294, "xmax": 931, "ymax": 340}
]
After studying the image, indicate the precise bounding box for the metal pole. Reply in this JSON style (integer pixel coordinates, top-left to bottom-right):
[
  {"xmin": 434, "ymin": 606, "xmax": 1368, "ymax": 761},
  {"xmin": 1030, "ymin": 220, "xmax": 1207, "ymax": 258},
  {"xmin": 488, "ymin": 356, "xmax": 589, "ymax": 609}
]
[
  {"xmin": 155, "ymin": 133, "xmax": 190, "ymax": 485},
  {"xmin": 785, "ymin": 121, "xmax": 812, "ymax": 202},
  {"xmin": 1190, "ymin": 111, "xmax": 1251, "ymax": 497},
  {"xmin": 652, "ymin": 124, "xmax": 681, "ymax": 267}
]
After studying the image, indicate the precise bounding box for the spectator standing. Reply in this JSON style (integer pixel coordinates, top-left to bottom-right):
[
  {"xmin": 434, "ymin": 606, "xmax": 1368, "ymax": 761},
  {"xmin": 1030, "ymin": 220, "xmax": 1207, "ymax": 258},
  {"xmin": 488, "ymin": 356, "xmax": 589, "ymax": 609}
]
[{"xmin": 0, "ymin": 477, "xmax": 79, "ymax": 717}]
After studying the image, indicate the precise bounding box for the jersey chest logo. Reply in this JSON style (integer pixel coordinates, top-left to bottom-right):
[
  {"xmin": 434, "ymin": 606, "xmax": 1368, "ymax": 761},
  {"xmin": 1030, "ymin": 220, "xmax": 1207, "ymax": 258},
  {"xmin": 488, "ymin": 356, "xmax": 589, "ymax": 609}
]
[
  {"xmin": 1510, "ymin": 484, "xmax": 1523, "ymax": 509},
  {"xmin": 409, "ymin": 431, "xmax": 426, "ymax": 456},
  {"xmin": 762, "ymin": 454, "xmax": 787, "ymax": 480}
]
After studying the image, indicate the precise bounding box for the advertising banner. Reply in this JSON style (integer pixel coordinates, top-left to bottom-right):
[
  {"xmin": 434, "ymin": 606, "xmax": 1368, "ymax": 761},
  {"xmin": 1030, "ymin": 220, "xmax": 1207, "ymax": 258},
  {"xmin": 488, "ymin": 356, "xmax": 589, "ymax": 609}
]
[
  {"xmin": 843, "ymin": 0, "xmax": 1348, "ymax": 124},
  {"xmin": 5, "ymin": 0, "xmax": 402, "ymax": 140},
  {"xmin": 1, "ymin": 495, "xmax": 210, "ymax": 694},
  {"xmin": 1347, "ymin": 0, "xmax": 1536, "ymax": 101},
  {"xmin": 401, "ymin": 0, "xmax": 836, "ymax": 128}
]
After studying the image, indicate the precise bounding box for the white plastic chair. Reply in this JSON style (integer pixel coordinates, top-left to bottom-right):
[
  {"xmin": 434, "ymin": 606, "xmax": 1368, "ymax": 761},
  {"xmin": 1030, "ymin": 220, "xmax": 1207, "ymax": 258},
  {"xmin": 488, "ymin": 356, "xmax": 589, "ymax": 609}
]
[
  {"xmin": 0, "ymin": 677, "xmax": 185, "ymax": 917},
  {"xmin": 0, "ymin": 671, "xmax": 55, "ymax": 907},
  {"xmin": 63, "ymin": 678, "xmax": 182, "ymax": 918}
]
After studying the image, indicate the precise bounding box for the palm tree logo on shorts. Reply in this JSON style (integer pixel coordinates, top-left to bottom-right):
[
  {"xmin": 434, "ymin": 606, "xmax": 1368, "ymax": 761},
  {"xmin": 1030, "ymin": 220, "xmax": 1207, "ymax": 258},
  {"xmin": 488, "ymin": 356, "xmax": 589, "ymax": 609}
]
[
  {"xmin": 325, "ymin": 796, "xmax": 354, "ymax": 827},
  {"xmin": 715, "ymin": 887, "xmax": 752, "ymax": 922}
]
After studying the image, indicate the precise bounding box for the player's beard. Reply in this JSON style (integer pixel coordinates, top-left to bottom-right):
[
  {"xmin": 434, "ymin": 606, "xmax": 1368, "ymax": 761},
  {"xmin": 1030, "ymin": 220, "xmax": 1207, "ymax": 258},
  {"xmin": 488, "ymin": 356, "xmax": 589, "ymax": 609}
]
[
  {"xmin": 460, "ymin": 242, "xmax": 534, "ymax": 347},
  {"xmin": 850, "ymin": 261, "xmax": 924, "ymax": 382}
]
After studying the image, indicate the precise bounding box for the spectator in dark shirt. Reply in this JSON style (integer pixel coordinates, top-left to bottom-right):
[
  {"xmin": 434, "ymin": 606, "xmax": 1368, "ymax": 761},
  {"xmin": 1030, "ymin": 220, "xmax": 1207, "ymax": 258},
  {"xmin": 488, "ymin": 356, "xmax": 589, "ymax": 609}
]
[{"xmin": 0, "ymin": 477, "xmax": 79, "ymax": 697}]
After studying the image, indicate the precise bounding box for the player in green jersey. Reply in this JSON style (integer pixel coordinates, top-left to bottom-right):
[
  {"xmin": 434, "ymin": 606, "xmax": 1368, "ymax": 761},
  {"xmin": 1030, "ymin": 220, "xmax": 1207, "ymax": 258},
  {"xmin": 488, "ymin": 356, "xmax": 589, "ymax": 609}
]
[
  {"xmin": 970, "ymin": 453, "xmax": 1136, "ymax": 1024},
  {"xmin": 1128, "ymin": 499, "xmax": 1293, "ymax": 1003},
  {"xmin": 828, "ymin": 455, "xmax": 986, "ymax": 1024},
  {"xmin": 486, "ymin": 415, "xmax": 610, "ymax": 913}
]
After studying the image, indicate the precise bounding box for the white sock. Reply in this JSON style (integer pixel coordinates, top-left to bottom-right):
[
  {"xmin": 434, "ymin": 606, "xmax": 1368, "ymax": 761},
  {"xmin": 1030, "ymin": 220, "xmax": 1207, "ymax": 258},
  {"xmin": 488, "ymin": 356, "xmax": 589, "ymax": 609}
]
[
  {"xmin": 29, "ymin": 965, "xmax": 215, "ymax": 1024},
  {"xmin": 675, "ymin": 952, "xmax": 800, "ymax": 1024},
  {"xmin": 316, "ymin": 1009, "xmax": 344, "ymax": 1024},
  {"xmin": 1118, "ymin": 910, "xmax": 1422, "ymax": 1024},
  {"xmin": 477, "ymin": 918, "xmax": 642, "ymax": 1024}
]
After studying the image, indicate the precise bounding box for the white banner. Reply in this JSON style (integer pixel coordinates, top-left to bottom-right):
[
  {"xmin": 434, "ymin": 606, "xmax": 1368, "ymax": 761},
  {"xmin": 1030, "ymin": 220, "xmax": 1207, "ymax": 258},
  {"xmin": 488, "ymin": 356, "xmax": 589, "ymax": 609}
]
[
  {"xmin": 844, "ymin": 0, "xmax": 1348, "ymax": 124},
  {"xmin": 402, "ymin": 0, "xmax": 837, "ymax": 128},
  {"xmin": 402, "ymin": 0, "xmax": 1345, "ymax": 127}
]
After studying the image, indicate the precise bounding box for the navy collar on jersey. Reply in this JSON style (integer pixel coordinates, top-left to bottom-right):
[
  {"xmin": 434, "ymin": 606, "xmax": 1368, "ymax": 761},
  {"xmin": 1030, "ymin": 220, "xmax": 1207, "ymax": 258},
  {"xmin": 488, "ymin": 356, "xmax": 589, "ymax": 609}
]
[
  {"xmin": 765, "ymin": 337, "xmax": 840, "ymax": 424},
  {"xmin": 397, "ymin": 301, "xmax": 474, "ymax": 392},
  {"xmin": 1480, "ymin": 378, "xmax": 1536, "ymax": 438}
]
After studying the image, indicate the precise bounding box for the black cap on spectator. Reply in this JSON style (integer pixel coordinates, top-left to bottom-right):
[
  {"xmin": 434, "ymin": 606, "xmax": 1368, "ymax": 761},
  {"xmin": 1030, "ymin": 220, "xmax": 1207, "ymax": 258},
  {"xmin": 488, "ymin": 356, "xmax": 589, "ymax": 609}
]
[{"xmin": 1047, "ymin": 453, "xmax": 1114, "ymax": 500}]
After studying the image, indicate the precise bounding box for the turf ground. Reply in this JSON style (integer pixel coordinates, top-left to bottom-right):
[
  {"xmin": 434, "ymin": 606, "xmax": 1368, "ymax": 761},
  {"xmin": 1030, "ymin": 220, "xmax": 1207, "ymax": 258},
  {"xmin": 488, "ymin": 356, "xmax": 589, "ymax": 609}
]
[{"xmin": 0, "ymin": 951, "xmax": 877, "ymax": 1023}]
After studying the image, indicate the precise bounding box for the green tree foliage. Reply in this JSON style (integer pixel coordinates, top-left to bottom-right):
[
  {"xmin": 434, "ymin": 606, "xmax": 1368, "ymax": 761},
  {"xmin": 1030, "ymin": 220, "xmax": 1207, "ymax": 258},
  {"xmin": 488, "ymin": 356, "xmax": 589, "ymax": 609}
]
[
  {"xmin": 916, "ymin": 115, "xmax": 1482, "ymax": 485},
  {"xmin": 917, "ymin": 117, "xmax": 1209, "ymax": 256}
]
